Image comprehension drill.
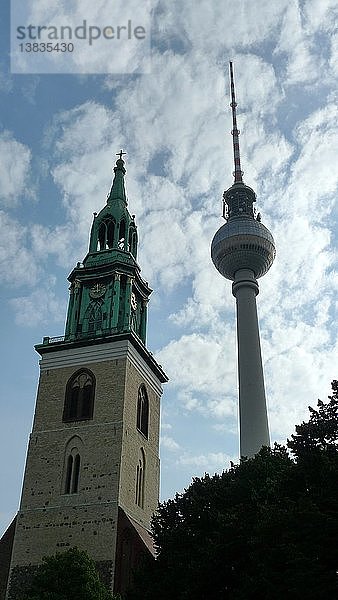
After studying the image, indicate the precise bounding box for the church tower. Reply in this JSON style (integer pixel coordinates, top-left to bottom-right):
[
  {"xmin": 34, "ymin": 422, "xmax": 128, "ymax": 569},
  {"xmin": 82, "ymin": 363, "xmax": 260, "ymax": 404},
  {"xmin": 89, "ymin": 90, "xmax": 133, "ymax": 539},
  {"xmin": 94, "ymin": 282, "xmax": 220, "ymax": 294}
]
[{"xmin": 6, "ymin": 154, "xmax": 168, "ymax": 598}]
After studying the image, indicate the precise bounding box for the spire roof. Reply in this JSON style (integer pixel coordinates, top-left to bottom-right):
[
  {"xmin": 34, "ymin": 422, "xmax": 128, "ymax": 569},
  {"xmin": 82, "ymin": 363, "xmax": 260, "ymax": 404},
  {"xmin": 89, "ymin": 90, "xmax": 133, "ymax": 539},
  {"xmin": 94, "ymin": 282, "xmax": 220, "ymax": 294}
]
[{"xmin": 107, "ymin": 150, "xmax": 127, "ymax": 205}]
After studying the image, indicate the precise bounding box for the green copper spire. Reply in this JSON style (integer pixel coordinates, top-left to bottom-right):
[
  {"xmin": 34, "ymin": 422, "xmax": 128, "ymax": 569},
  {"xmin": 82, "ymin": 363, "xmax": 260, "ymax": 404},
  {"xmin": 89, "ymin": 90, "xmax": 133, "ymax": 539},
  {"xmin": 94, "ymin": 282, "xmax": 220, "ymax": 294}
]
[
  {"xmin": 107, "ymin": 150, "xmax": 127, "ymax": 205},
  {"xmin": 62, "ymin": 152, "xmax": 152, "ymax": 345},
  {"xmin": 87, "ymin": 152, "xmax": 137, "ymax": 256}
]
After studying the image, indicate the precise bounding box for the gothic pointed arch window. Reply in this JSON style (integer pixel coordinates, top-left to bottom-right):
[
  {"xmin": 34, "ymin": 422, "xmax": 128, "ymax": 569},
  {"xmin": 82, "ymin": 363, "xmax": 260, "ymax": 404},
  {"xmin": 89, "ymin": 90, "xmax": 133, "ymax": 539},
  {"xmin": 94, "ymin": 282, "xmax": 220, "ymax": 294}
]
[
  {"xmin": 137, "ymin": 385, "xmax": 149, "ymax": 438},
  {"xmin": 135, "ymin": 448, "xmax": 145, "ymax": 508},
  {"xmin": 128, "ymin": 226, "xmax": 137, "ymax": 258},
  {"xmin": 97, "ymin": 218, "xmax": 116, "ymax": 250},
  {"xmin": 63, "ymin": 369, "xmax": 95, "ymax": 422},
  {"xmin": 107, "ymin": 218, "xmax": 115, "ymax": 248},
  {"xmin": 98, "ymin": 221, "xmax": 106, "ymax": 251},
  {"xmin": 63, "ymin": 436, "xmax": 83, "ymax": 495},
  {"xmin": 118, "ymin": 219, "xmax": 126, "ymax": 250}
]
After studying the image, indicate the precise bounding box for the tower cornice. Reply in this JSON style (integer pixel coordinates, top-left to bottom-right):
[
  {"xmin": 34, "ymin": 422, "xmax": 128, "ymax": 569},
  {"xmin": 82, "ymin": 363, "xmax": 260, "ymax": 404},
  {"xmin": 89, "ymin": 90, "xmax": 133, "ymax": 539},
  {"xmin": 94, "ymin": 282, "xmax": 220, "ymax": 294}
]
[{"xmin": 35, "ymin": 332, "xmax": 168, "ymax": 385}]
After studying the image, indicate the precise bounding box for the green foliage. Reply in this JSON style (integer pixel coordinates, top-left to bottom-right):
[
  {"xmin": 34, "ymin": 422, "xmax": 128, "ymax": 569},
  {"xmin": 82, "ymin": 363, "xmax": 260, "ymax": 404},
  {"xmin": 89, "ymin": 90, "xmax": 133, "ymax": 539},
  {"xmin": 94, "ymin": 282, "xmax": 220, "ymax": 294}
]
[
  {"xmin": 128, "ymin": 383, "xmax": 338, "ymax": 600},
  {"xmin": 288, "ymin": 379, "xmax": 338, "ymax": 457},
  {"xmin": 19, "ymin": 547, "xmax": 116, "ymax": 600}
]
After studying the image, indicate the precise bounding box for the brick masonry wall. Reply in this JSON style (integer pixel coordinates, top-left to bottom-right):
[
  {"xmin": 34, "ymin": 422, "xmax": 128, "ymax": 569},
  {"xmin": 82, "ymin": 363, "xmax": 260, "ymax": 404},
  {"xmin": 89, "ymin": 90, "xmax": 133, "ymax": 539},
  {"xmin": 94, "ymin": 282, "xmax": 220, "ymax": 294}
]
[
  {"xmin": 119, "ymin": 359, "xmax": 161, "ymax": 527},
  {"xmin": 0, "ymin": 518, "xmax": 16, "ymax": 600},
  {"xmin": 7, "ymin": 345, "xmax": 163, "ymax": 598}
]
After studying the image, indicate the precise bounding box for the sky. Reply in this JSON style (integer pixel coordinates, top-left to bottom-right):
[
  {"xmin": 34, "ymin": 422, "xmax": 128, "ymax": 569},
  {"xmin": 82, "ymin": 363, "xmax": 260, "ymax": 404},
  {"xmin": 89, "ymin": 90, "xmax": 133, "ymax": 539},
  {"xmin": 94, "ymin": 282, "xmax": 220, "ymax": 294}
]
[{"xmin": 1, "ymin": 0, "xmax": 338, "ymax": 536}]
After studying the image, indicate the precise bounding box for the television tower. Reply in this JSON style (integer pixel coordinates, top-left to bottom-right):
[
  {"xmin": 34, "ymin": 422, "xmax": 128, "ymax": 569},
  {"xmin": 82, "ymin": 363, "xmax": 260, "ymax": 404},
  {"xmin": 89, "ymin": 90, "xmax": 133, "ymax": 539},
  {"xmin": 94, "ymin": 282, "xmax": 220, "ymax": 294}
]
[{"xmin": 211, "ymin": 62, "xmax": 276, "ymax": 458}]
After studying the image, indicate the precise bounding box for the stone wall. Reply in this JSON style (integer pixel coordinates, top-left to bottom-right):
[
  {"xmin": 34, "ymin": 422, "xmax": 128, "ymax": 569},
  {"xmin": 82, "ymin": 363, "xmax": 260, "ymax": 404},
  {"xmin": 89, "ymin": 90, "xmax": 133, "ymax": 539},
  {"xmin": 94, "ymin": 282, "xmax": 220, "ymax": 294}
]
[
  {"xmin": 119, "ymin": 358, "xmax": 161, "ymax": 527},
  {"xmin": 0, "ymin": 518, "xmax": 16, "ymax": 600},
  {"xmin": 7, "ymin": 340, "xmax": 163, "ymax": 597}
]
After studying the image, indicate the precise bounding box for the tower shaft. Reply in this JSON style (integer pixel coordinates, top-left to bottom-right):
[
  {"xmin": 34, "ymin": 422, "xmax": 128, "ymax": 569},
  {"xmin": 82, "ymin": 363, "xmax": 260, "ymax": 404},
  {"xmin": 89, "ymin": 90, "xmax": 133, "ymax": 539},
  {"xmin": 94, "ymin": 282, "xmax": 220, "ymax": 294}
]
[{"xmin": 232, "ymin": 270, "xmax": 270, "ymax": 457}]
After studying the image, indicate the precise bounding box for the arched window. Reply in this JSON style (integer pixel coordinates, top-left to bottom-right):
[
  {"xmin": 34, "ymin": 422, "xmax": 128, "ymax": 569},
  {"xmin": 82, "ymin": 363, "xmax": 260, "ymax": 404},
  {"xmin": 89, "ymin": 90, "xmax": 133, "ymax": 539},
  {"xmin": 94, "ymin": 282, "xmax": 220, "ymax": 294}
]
[
  {"xmin": 63, "ymin": 437, "xmax": 83, "ymax": 495},
  {"xmin": 118, "ymin": 219, "xmax": 126, "ymax": 250},
  {"xmin": 132, "ymin": 232, "xmax": 137, "ymax": 258},
  {"xmin": 63, "ymin": 369, "xmax": 95, "ymax": 422},
  {"xmin": 72, "ymin": 454, "xmax": 81, "ymax": 493},
  {"xmin": 107, "ymin": 219, "xmax": 115, "ymax": 248},
  {"xmin": 128, "ymin": 227, "xmax": 137, "ymax": 257},
  {"xmin": 135, "ymin": 449, "xmax": 145, "ymax": 508},
  {"xmin": 65, "ymin": 454, "xmax": 73, "ymax": 493},
  {"xmin": 97, "ymin": 218, "xmax": 116, "ymax": 250},
  {"xmin": 137, "ymin": 385, "xmax": 149, "ymax": 438},
  {"xmin": 98, "ymin": 221, "xmax": 106, "ymax": 250}
]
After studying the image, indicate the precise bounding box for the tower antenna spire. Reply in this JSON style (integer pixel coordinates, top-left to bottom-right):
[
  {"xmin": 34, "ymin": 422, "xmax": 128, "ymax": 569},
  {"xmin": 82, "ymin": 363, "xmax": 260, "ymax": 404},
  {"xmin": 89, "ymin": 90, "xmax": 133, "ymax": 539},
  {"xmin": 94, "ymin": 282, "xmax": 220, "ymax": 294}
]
[{"xmin": 229, "ymin": 61, "xmax": 243, "ymax": 183}]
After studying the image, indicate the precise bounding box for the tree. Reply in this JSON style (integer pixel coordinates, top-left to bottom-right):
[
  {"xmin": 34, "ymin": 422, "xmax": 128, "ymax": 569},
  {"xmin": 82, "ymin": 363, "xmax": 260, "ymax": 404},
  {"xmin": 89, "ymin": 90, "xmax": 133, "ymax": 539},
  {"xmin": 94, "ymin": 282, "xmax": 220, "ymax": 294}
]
[
  {"xmin": 128, "ymin": 382, "xmax": 338, "ymax": 600},
  {"xmin": 288, "ymin": 379, "xmax": 338, "ymax": 457},
  {"xmin": 19, "ymin": 547, "xmax": 120, "ymax": 600}
]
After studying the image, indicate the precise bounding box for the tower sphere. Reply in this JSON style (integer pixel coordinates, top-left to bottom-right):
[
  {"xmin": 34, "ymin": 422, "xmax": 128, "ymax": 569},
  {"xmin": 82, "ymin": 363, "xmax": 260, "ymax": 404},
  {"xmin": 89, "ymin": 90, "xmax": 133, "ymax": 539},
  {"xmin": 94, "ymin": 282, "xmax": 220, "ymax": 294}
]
[
  {"xmin": 211, "ymin": 215, "xmax": 275, "ymax": 280},
  {"xmin": 211, "ymin": 182, "xmax": 276, "ymax": 281}
]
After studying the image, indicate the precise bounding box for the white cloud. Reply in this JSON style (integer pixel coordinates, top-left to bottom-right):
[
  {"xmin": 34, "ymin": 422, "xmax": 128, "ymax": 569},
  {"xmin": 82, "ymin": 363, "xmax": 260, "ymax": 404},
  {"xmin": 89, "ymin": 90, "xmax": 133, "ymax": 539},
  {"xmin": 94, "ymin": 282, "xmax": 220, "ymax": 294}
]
[
  {"xmin": 10, "ymin": 277, "xmax": 66, "ymax": 327},
  {"xmin": 157, "ymin": 331, "xmax": 237, "ymax": 399},
  {"xmin": 154, "ymin": 0, "xmax": 289, "ymax": 56},
  {"xmin": 15, "ymin": 0, "xmax": 151, "ymax": 74},
  {"xmin": 161, "ymin": 423, "xmax": 172, "ymax": 431},
  {"xmin": 21, "ymin": 77, "xmax": 40, "ymax": 105},
  {"xmin": 0, "ymin": 63, "xmax": 13, "ymax": 93},
  {"xmin": 161, "ymin": 435, "xmax": 180, "ymax": 452},
  {"xmin": 0, "ymin": 131, "xmax": 32, "ymax": 206},
  {"xmin": 0, "ymin": 211, "xmax": 39, "ymax": 286},
  {"xmin": 329, "ymin": 32, "xmax": 338, "ymax": 76},
  {"xmin": 206, "ymin": 397, "xmax": 237, "ymax": 420},
  {"xmin": 50, "ymin": 105, "xmax": 120, "ymax": 227},
  {"xmin": 177, "ymin": 452, "xmax": 233, "ymax": 471},
  {"xmin": 213, "ymin": 423, "xmax": 238, "ymax": 435},
  {"xmin": 52, "ymin": 102, "xmax": 116, "ymax": 156},
  {"xmin": 304, "ymin": 0, "xmax": 338, "ymax": 33},
  {"xmin": 275, "ymin": 1, "xmax": 318, "ymax": 85},
  {"xmin": 290, "ymin": 104, "xmax": 338, "ymax": 206}
]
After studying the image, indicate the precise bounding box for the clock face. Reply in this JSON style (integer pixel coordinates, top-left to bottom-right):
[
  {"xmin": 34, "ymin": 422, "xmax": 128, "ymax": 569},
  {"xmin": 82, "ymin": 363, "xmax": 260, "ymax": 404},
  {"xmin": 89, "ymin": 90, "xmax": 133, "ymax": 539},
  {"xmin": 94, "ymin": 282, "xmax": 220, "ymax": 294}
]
[
  {"xmin": 89, "ymin": 283, "xmax": 106, "ymax": 299},
  {"xmin": 131, "ymin": 292, "xmax": 138, "ymax": 311}
]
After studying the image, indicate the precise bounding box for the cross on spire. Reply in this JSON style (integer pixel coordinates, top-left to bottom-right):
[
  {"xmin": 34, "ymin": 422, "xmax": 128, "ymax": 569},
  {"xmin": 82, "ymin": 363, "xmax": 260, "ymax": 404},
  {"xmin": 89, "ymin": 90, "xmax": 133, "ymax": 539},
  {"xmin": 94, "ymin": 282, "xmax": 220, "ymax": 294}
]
[{"xmin": 116, "ymin": 149, "xmax": 126, "ymax": 160}]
